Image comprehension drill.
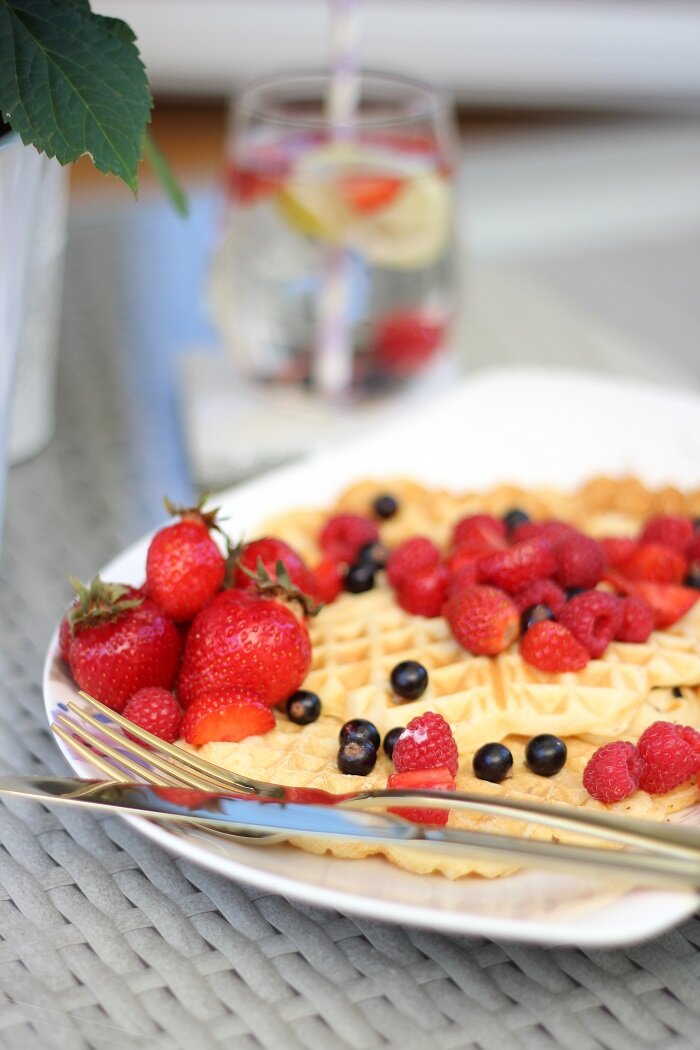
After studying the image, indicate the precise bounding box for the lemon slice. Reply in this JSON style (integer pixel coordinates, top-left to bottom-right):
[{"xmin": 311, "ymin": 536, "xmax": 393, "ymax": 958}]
[
  {"xmin": 277, "ymin": 180, "xmax": 349, "ymax": 241},
  {"xmin": 354, "ymin": 173, "xmax": 451, "ymax": 269}
]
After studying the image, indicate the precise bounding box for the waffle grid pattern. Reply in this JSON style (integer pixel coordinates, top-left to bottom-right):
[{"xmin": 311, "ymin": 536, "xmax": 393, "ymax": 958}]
[{"xmin": 1, "ymin": 218, "xmax": 700, "ymax": 1048}]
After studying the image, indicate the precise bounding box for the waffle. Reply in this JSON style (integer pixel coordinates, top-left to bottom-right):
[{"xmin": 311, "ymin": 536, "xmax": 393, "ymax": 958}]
[{"xmin": 194, "ymin": 476, "xmax": 700, "ymax": 878}]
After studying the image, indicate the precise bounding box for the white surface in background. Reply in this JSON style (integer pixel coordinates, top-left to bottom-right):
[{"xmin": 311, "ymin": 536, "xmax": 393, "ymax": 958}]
[{"xmin": 96, "ymin": 1, "xmax": 700, "ymax": 108}]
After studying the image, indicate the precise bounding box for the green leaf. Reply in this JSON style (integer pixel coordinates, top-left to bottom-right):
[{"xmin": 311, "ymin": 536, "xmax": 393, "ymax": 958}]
[{"xmin": 0, "ymin": 0, "xmax": 152, "ymax": 192}]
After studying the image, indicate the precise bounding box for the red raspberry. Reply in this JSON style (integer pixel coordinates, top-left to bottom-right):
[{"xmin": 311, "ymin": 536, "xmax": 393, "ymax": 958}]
[
  {"xmin": 311, "ymin": 556, "xmax": 345, "ymax": 604},
  {"xmin": 392, "ymin": 711, "xmax": 459, "ymax": 777},
  {"xmin": 479, "ymin": 538, "xmax": 556, "ymax": 594},
  {"xmin": 640, "ymin": 514, "xmax": 694, "ymax": 554},
  {"xmin": 619, "ymin": 543, "xmax": 687, "ymax": 585},
  {"xmin": 555, "ymin": 534, "xmax": 605, "ymax": 590},
  {"xmin": 582, "ymin": 741, "xmax": 644, "ymax": 803},
  {"xmin": 319, "ymin": 514, "xmax": 379, "ymax": 564},
  {"xmin": 512, "ymin": 578, "xmax": 566, "ymax": 616},
  {"xmin": 451, "ymin": 514, "xmax": 506, "ymax": 551},
  {"xmin": 386, "ymin": 536, "xmax": 440, "ymax": 589},
  {"xmin": 387, "ymin": 767, "xmax": 455, "ymax": 825},
  {"xmin": 637, "ymin": 721, "xmax": 700, "ymax": 794},
  {"xmin": 396, "ymin": 565, "xmax": 448, "ymax": 618},
  {"xmin": 614, "ymin": 595, "xmax": 655, "ymax": 643},
  {"xmin": 687, "ymin": 533, "xmax": 700, "ymax": 564},
  {"xmin": 123, "ymin": 687, "xmax": 183, "ymax": 743},
  {"xmin": 558, "ymin": 590, "xmax": 623, "ymax": 658},
  {"xmin": 599, "ymin": 537, "xmax": 638, "ymax": 571},
  {"xmin": 520, "ymin": 620, "xmax": 589, "ymax": 673},
  {"xmin": 443, "ymin": 585, "xmax": 520, "ymax": 656}
]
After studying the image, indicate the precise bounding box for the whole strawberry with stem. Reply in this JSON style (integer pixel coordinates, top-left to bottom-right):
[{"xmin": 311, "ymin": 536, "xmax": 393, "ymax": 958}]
[
  {"xmin": 177, "ymin": 589, "xmax": 312, "ymax": 708},
  {"xmin": 64, "ymin": 576, "xmax": 181, "ymax": 712},
  {"xmin": 233, "ymin": 537, "xmax": 318, "ymax": 600},
  {"xmin": 146, "ymin": 495, "xmax": 226, "ymax": 623}
]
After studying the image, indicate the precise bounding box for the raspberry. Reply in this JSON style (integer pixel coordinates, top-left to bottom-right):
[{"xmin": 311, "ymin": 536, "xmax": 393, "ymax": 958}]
[
  {"xmin": 619, "ymin": 543, "xmax": 687, "ymax": 584},
  {"xmin": 443, "ymin": 585, "xmax": 520, "ymax": 655},
  {"xmin": 558, "ymin": 590, "xmax": 623, "ymax": 658},
  {"xmin": 640, "ymin": 514, "xmax": 694, "ymax": 554},
  {"xmin": 582, "ymin": 741, "xmax": 644, "ymax": 803},
  {"xmin": 451, "ymin": 514, "xmax": 506, "ymax": 551},
  {"xmin": 311, "ymin": 556, "xmax": 345, "ymax": 604},
  {"xmin": 123, "ymin": 687, "xmax": 183, "ymax": 743},
  {"xmin": 512, "ymin": 578, "xmax": 566, "ymax": 616},
  {"xmin": 396, "ymin": 565, "xmax": 448, "ymax": 618},
  {"xmin": 520, "ymin": 620, "xmax": 589, "ymax": 673},
  {"xmin": 555, "ymin": 534, "xmax": 605, "ymax": 590},
  {"xmin": 687, "ymin": 534, "xmax": 700, "ymax": 564},
  {"xmin": 319, "ymin": 514, "xmax": 379, "ymax": 564},
  {"xmin": 392, "ymin": 711, "xmax": 459, "ymax": 777},
  {"xmin": 387, "ymin": 767, "xmax": 455, "ymax": 825},
  {"xmin": 599, "ymin": 536, "xmax": 638, "ymax": 570},
  {"xmin": 479, "ymin": 538, "xmax": 556, "ymax": 594},
  {"xmin": 386, "ymin": 536, "xmax": 440, "ymax": 589},
  {"xmin": 637, "ymin": 721, "xmax": 700, "ymax": 794},
  {"xmin": 614, "ymin": 595, "xmax": 655, "ymax": 643}
]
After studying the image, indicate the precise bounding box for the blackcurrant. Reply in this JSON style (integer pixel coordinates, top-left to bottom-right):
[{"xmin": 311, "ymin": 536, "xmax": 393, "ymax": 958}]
[
  {"xmin": 525, "ymin": 734, "xmax": 567, "ymax": 777},
  {"xmin": 472, "ymin": 742, "xmax": 513, "ymax": 783},
  {"xmin": 503, "ymin": 508, "xmax": 530, "ymax": 534},
  {"xmin": 390, "ymin": 660, "xmax": 429, "ymax": 701},
  {"xmin": 383, "ymin": 726, "xmax": 404, "ymax": 760},
  {"xmin": 285, "ymin": 690, "xmax": 321, "ymax": 725},
  {"xmin": 357, "ymin": 540, "xmax": 389, "ymax": 570},
  {"xmin": 337, "ymin": 739, "xmax": 377, "ymax": 775},
  {"xmin": 373, "ymin": 494, "xmax": 399, "ymax": 519},
  {"xmin": 339, "ymin": 719, "xmax": 380, "ymax": 751},
  {"xmin": 520, "ymin": 603, "xmax": 554, "ymax": 633},
  {"xmin": 345, "ymin": 561, "xmax": 375, "ymax": 593}
]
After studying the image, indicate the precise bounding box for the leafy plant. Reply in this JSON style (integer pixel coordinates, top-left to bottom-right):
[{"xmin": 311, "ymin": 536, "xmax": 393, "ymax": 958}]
[{"xmin": 0, "ymin": 0, "xmax": 186, "ymax": 213}]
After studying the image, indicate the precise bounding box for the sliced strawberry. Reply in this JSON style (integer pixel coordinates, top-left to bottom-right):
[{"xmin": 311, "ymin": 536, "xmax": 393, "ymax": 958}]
[
  {"xmin": 227, "ymin": 165, "xmax": 282, "ymax": 205},
  {"xmin": 387, "ymin": 767, "xmax": 455, "ymax": 825},
  {"xmin": 618, "ymin": 542, "xmax": 687, "ymax": 584},
  {"xmin": 599, "ymin": 536, "xmax": 639, "ymax": 571},
  {"xmin": 311, "ymin": 556, "xmax": 345, "ymax": 604},
  {"xmin": 339, "ymin": 174, "xmax": 403, "ymax": 213},
  {"xmin": 181, "ymin": 689, "xmax": 275, "ymax": 746},
  {"xmin": 451, "ymin": 514, "xmax": 507, "ymax": 551},
  {"xmin": 619, "ymin": 580, "xmax": 698, "ymax": 629}
]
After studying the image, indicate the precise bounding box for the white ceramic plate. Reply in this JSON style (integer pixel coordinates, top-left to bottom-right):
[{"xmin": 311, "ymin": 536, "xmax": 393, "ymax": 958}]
[{"xmin": 44, "ymin": 367, "xmax": 700, "ymax": 946}]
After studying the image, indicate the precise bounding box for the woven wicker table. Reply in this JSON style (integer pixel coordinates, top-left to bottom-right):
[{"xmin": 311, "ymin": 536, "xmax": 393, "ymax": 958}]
[{"xmin": 1, "ymin": 196, "xmax": 700, "ymax": 1050}]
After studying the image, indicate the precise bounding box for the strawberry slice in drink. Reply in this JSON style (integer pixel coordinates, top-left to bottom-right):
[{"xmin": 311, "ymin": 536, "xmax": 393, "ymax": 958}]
[{"xmin": 338, "ymin": 174, "xmax": 404, "ymax": 214}]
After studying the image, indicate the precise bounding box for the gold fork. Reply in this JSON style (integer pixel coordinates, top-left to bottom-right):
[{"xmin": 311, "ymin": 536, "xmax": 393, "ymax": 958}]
[{"xmin": 47, "ymin": 691, "xmax": 700, "ymax": 886}]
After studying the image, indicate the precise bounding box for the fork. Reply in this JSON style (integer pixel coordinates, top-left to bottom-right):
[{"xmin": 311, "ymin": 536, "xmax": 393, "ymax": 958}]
[{"xmin": 47, "ymin": 691, "xmax": 700, "ymax": 886}]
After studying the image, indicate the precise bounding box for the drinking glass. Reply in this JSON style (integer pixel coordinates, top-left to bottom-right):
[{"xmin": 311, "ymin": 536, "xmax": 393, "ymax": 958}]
[{"xmin": 209, "ymin": 70, "xmax": 458, "ymax": 402}]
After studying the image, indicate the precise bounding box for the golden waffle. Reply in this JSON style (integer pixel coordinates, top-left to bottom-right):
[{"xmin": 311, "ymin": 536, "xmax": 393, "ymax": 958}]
[{"xmin": 193, "ymin": 476, "xmax": 700, "ymax": 878}]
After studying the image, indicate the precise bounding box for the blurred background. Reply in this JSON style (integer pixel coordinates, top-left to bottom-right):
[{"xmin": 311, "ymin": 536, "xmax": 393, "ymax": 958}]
[{"xmin": 61, "ymin": 0, "xmax": 700, "ymax": 494}]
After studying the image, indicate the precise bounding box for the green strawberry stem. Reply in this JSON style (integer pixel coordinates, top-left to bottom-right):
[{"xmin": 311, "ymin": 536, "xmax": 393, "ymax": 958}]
[
  {"xmin": 163, "ymin": 493, "xmax": 224, "ymax": 534},
  {"xmin": 67, "ymin": 574, "xmax": 142, "ymax": 632},
  {"xmin": 239, "ymin": 557, "xmax": 323, "ymax": 617}
]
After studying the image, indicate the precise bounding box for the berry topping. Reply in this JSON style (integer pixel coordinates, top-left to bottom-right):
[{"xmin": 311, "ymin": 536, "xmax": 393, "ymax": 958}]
[
  {"xmin": 614, "ymin": 595, "xmax": 655, "ymax": 643},
  {"xmin": 479, "ymin": 538, "xmax": 556, "ymax": 594},
  {"xmin": 337, "ymin": 739, "xmax": 377, "ymax": 776},
  {"xmin": 181, "ymin": 689, "xmax": 275, "ymax": 747},
  {"xmin": 599, "ymin": 536, "xmax": 638, "ymax": 571},
  {"xmin": 619, "ymin": 543, "xmax": 687, "ymax": 584},
  {"xmin": 357, "ymin": 540, "xmax": 389, "ymax": 569},
  {"xmin": 320, "ymin": 514, "xmax": 379, "ymax": 564},
  {"xmin": 122, "ymin": 687, "xmax": 182, "ymax": 744},
  {"xmin": 520, "ymin": 603, "xmax": 555, "ymax": 633},
  {"xmin": 558, "ymin": 590, "xmax": 622, "ymax": 658},
  {"xmin": 636, "ymin": 721, "xmax": 700, "ymax": 794},
  {"xmin": 339, "ymin": 719, "xmax": 381, "ymax": 751},
  {"xmin": 512, "ymin": 578, "xmax": 566, "ymax": 616},
  {"xmin": 640, "ymin": 514, "xmax": 694, "ymax": 554},
  {"xmin": 311, "ymin": 556, "xmax": 345, "ymax": 604},
  {"xmin": 555, "ymin": 534, "xmax": 605, "ymax": 590},
  {"xmin": 234, "ymin": 537, "xmax": 317, "ymax": 598},
  {"xmin": 344, "ymin": 561, "xmax": 376, "ymax": 594},
  {"xmin": 386, "ymin": 536, "xmax": 441, "ymax": 589},
  {"xmin": 444, "ymin": 585, "xmax": 520, "ymax": 656},
  {"xmin": 390, "ymin": 660, "xmax": 429, "ymax": 700},
  {"xmin": 395, "ymin": 564, "xmax": 448, "ymax": 617},
  {"xmin": 606, "ymin": 578, "xmax": 698, "ymax": 629},
  {"xmin": 146, "ymin": 498, "xmax": 226, "ymax": 623},
  {"xmin": 372, "ymin": 493, "xmax": 399, "ymax": 520},
  {"xmin": 383, "ymin": 727, "xmax": 404, "ymax": 760},
  {"xmin": 392, "ymin": 711, "xmax": 458, "ymax": 777},
  {"xmin": 686, "ymin": 563, "xmax": 700, "ymax": 590},
  {"xmin": 452, "ymin": 514, "xmax": 506, "ymax": 552},
  {"xmin": 503, "ymin": 508, "xmax": 530, "ymax": 535},
  {"xmin": 472, "ymin": 742, "xmax": 513, "ymax": 783},
  {"xmin": 525, "ymin": 734, "xmax": 567, "ymax": 777},
  {"xmin": 285, "ymin": 690, "xmax": 321, "ymax": 725},
  {"xmin": 520, "ymin": 620, "xmax": 590, "ymax": 673},
  {"xmin": 387, "ymin": 767, "xmax": 455, "ymax": 825},
  {"xmin": 582, "ymin": 741, "xmax": 644, "ymax": 803},
  {"xmin": 511, "ymin": 519, "xmax": 577, "ymax": 549}
]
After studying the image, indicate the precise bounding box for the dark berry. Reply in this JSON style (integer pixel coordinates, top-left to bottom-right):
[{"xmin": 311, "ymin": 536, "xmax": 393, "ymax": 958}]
[
  {"xmin": 520, "ymin": 603, "xmax": 555, "ymax": 633},
  {"xmin": 673, "ymin": 686, "xmax": 684, "ymax": 698},
  {"xmin": 525, "ymin": 734, "xmax": 567, "ymax": 777},
  {"xmin": 337, "ymin": 739, "xmax": 377, "ymax": 775},
  {"xmin": 693, "ymin": 517, "xmax": 700, "ymax": 532},
  {"xmin": 345, "ymin": 561, "xmax": 375, "ymax": 593},
  {"xmin": 503, "ymin": 508, "xmax": 530, "ymax": 534},
  {"xmin": 472, "ymin": 742, "xmax": 513, "ymax": 783},
  {"xmin": 373, "ymin": 494, "xmax": 399, "ymax": 519},
  {"xmin": 285, "ymin": 690, "xmax": 321, "ymax": 725},
  {"xmin": 685, "ymin": 562, "xmax": 700, "ymax": 589},
  {"xmin": 383, "ymin": 726, "xmax": 404, "ymax": 760},
  {"xmin": 357, "ymin": 540, "xmax": 389, "ymax": 569},
  {"xmin": 390, "ymin": 660, "xmax": 429, "ymax": 700},
  {"xmin": 565, "ymin": 587, "xmax": 587, "ymax": 601},
  {"xmin": 339, "ymin": 719, "xmax": 380, "ymax": 751}
]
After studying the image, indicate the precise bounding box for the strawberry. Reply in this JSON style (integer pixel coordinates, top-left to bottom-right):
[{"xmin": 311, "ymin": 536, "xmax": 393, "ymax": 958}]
[
  {"xmin": 66, "ymin": 576, "xmax": 181, "ymax": 712},
  {"xmin": 181, "ymin": 688, "xmax": 275, "ymax": 746},
  {"xmin": 146, "ymin": 497, "xmax": 225, "ymax": 623},
  {"xmin": 319, "ymin": 514, "xmax": 379, "ymax": 564},
  {"xmin": 605, "ymin": 574, "xmax": 699, "ymax": 629},
  {"xmin": 311, "ymin": 556, "xmax": 345, "ymax": 604},
  {"xmin": 396, "ymin": 564, "xmax": 448, "ymax": 617},
  {"xmin": 339, "ymin": 174, "xmax": 403, "ymax": 213},
  {"xmin": 445, "ymin": 561, "xmax": 481, "ymax": 599},
  {"xmin": 386, "ymin": 536, "xmax": 441, "ymax": 589},
  {"xmin": 451, "ymin": 514, "xmax": 506, "ymax": 552},
  {"xmin": 618, "ymin": 543, "xmax": 687, "ymax": 584},
  {"xmin": 519, "ymin": 620, "xmax": 589, "ymax": 673},
  {"xmin": 555, "ymin": 534, "xmax": 605, "ymax": 590},
  {"xmin": 177, "ymin": 590, "xmax": 311, "ymax": 708},
  {"xmin": 444, "ymin": 543, "xmax": 488, "ymax": 577},
  {"xmin": 640, "ymin": 515, "xmax": 694, "ymax": 554},
  {"xmin": 443, "ymin": 585, "xmax": 519, "ymax": 655},
  {"xmin": 122, "ymin": 687, "xmax": 183, "ymax": 743},
  {"xmin": 234, "ymin": 537, "xmax": 317, "ymax": 597},
  {"xmin": 599, "ymin": 536, "xmax": 639, "ymax": 571},
  {"xmin": 373, "ymin": 309, "xmax": 445, "ymax": 376},
  {"xmin": 387, "ymin": 767, "xmax": 455, "ymax": 825},
  {"xmin": 511, "ymin": 520, "xmax": 578, "ymax": 549},
  {"xmin": 479, "ymin": 538, "xmax": 556, "ymax": 594}
]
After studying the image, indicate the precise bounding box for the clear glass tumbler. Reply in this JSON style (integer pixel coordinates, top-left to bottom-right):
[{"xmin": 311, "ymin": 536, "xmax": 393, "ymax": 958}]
[{"xmin": 209, "ymin": 70, "xmax": 458, "ymax": 402}]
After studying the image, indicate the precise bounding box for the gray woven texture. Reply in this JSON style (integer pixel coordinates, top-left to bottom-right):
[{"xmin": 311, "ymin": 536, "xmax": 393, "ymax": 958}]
[{"xmin": 1, "ymin": 203, "xmax": 700, "ymax": 1050}]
